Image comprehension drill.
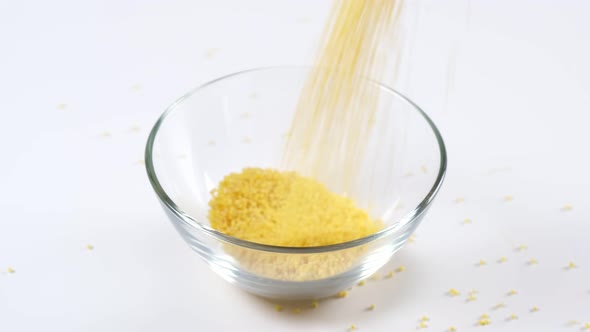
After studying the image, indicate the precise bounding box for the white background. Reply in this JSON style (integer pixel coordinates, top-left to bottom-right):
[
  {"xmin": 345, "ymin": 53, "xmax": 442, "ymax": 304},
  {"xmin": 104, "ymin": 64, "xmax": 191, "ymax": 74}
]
[{"xmin": 1, "ymin": 0, "xmax": 589, "ymax": 331}]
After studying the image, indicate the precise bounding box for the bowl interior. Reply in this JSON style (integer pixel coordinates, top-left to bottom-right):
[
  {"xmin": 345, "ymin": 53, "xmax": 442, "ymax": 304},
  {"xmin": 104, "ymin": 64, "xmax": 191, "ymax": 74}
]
[{"xmin": 148, "ymin": 67, "xmax": 443, "ymax": 235}]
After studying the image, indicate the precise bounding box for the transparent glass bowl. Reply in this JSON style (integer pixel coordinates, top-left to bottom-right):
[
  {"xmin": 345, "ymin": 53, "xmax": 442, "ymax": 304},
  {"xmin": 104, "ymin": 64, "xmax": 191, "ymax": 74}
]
[{"xmin": 145, "ymin": 66, "xmax": 447, "ymax": 300}]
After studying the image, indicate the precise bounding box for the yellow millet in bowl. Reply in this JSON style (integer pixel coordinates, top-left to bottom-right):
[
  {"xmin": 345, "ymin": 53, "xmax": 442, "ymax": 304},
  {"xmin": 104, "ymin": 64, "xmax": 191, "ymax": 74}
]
[
  {"xmin": 209, "ymin": 167, "xmax": 382, "ymax": 247},
  {"xmin": 208, "ymin": 167, "xmax": 383, "ymax": 281}
]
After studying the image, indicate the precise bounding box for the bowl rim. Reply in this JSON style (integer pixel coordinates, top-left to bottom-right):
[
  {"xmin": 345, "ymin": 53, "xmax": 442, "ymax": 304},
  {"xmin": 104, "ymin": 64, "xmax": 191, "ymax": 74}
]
[{"xmin": 145, "ymin": 65, "xmax": 447, "ymax": 254}]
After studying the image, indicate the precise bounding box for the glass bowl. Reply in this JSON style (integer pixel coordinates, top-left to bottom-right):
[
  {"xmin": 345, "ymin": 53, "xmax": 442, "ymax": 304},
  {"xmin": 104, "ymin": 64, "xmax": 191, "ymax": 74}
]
[{"xmin": 145, "ymin": 66, "xmax": 447, "ymax": 300}]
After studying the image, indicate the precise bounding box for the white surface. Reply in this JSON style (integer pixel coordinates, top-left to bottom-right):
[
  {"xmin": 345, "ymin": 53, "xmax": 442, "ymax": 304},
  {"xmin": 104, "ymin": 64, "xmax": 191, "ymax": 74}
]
[{"xmin": 1, "ymin": 0, "xmax": 589, "ymax": 331}]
